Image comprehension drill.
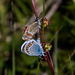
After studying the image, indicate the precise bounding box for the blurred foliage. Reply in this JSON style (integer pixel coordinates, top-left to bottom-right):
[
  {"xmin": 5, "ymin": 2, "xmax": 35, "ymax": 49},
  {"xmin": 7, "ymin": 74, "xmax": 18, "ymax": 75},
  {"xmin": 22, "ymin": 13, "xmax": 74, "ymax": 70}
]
[{"xmin": 0, "ymin": 0, "xmax": 75, "ymax": 75}]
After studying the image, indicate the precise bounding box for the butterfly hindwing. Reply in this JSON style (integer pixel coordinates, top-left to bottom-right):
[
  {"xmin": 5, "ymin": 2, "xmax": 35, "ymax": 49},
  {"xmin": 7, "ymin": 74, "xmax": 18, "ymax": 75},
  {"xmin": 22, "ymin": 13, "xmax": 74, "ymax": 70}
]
[{"xmin": 21, "ymin": 39, "xmax": 44, "ymax": 56}]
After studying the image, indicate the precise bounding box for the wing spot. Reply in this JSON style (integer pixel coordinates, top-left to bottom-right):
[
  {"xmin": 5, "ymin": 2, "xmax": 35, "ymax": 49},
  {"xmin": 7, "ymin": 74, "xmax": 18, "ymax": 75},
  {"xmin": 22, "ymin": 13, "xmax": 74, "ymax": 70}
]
[{"xmin": 26, "ymin": 41, "xmax": 35, "ymax": 53}]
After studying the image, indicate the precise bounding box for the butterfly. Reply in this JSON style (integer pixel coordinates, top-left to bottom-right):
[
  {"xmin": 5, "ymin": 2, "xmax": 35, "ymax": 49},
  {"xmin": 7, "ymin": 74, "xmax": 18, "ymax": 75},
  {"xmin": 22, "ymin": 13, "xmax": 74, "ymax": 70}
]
[
  {"xmin": 21, "ymin": 39, "xmax": 45, "ymax": 58},
  {"xmin": 22, "ymin": 18, "xmax": 49, "ymax": 41},
  {"xmin": 22, "ymin": 21, "xmax": 40, "ymax": 40}
]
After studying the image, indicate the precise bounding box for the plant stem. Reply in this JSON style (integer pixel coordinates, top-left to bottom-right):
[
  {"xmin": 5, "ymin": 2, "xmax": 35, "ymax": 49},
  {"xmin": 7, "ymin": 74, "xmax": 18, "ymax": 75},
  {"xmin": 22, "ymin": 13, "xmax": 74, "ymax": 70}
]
[
  {"xmin": 12, "ymin": 34, "xmax": 15, "ymax": 75},
  {"xmin": 11, "ymin": 2, "xmax": 15, "ymax": 75},
  {"xmin": 36, "ymin": 62, "xmax": 40, "ymax": 75},
  {"xmin": 54, "ymin": 33, "xmax": 58, "ymax": 75},
  {"xmin": 42, "ymin": 0, "xmax": 45, "ymax": 37},
  {"xmin": 69, "ymin": 56, "xmax": 74, "ymax": 75},
  {"xmin": 31, "ymin": 0, "xmax": 38, "ymax": 18}
]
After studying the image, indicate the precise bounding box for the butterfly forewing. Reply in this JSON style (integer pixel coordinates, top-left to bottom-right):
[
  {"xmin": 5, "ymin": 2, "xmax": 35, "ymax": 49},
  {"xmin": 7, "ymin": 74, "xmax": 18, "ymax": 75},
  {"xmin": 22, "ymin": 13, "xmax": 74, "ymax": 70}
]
[{"xmin": 22, "ymin": 22, "xmax": 39, "ymax": 40}]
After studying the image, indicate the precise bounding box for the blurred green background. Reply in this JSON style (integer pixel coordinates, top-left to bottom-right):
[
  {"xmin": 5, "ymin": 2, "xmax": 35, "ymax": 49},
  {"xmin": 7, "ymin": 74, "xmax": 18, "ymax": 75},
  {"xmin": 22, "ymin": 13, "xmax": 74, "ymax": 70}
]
[{"xmin": 0, "ymin": 0, "xmax": 75, "ymax": 75}]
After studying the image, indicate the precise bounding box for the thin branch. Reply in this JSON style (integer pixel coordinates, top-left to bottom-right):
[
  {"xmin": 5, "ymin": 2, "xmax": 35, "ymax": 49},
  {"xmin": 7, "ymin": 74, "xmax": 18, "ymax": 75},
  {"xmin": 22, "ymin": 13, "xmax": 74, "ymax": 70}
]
[
  {"xmin": 31, "ymin": 0, "xmax": 38, "ymax": 18},
  {"xmin": 59, "ymin": 49, "xmax": 75, "ymax": 75},
  {"xmin": 42, "ymin": 0, "xmax": 45, "ymax": 36},
  {"xmin": 11, "ymin": 1, "xmax": 15, "ymax": 75}
]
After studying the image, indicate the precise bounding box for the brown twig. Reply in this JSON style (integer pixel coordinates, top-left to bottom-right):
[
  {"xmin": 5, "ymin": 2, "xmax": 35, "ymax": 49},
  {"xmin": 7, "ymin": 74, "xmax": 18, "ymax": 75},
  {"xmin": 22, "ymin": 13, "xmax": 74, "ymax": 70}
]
[{"xmin": 59, "ymin": 49, "xmax": 75, "ymax": 75}]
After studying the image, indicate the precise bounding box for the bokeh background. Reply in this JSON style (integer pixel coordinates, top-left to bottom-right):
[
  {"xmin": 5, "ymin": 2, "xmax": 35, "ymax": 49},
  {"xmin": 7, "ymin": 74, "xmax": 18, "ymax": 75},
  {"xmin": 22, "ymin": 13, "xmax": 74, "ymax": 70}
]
[{"xmin": 0, "ymin": 0, "xmax": 75, "ymax": 75}]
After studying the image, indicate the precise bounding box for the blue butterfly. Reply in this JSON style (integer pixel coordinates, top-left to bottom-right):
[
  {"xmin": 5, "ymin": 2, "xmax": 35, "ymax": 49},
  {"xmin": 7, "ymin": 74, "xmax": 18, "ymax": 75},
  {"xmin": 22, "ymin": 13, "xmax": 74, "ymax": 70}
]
[{"xmin": 21, "ymin": 38, "xmax": 45, "ymax": 58}]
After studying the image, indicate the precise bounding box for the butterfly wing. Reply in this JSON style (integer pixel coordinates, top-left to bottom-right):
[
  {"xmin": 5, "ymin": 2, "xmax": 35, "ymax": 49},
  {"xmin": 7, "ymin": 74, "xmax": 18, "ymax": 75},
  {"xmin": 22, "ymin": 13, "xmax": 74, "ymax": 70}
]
[
  {"xmin": 21, "ymin": 41, "xmax": 28, "ymax": 55},
  {"xmin": 28, "ymin": 42, "xmax": 42, "ymax": 56},
  {"xmin": 22, "ymin": 22, "xmax": 39, "ymax": 40},
  {"xmin": 21, "ymin": 39, "xmax": 44, "ymax": 56}
]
